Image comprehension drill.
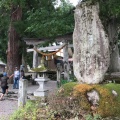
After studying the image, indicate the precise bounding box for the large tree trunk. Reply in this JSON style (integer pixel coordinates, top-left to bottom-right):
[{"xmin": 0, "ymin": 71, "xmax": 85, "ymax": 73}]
[
  {"xmin": 108, "ymin": 20, "xmax": 120, "ymax": 72},
  {"xmin": 7, "ymin": 5, "xmax": 22, "ymax": 83},
  {"xmin": 73, "ymin": 2, "xmax": 110, "ymax": 84}
]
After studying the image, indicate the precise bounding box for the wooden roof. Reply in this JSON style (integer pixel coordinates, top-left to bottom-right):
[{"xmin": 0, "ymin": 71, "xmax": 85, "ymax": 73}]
[
  {"xmin": 23, "ymin": 38, "xmax": 50, "ymax": 45},
  {"xmin": 55, "ymin": 32, "xmax": 73, "ymax": 42}
]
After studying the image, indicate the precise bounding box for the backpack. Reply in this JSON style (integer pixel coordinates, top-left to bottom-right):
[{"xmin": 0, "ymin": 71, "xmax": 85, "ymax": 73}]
[{"xmin": 1, "ymin": 76, "xmax": 8, "ymax": 87}]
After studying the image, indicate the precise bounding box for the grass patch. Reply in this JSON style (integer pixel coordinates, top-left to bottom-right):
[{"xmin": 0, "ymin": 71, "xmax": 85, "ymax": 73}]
[
  {"xmin": 10, "ymin": 83, "xmax": 120, "ymax": 119},
  {"xmin": 73, "ymin": 83, "xmax": 120, "ymax": 117}
]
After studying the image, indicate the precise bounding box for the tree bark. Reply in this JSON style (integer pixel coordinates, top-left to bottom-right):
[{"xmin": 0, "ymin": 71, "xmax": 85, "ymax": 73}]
[
  {"xmin": 108, "ymin": 45, "xmax": 120, "ymax": 72},
  {"xmin": 7, "ymin": 5, "xmax": 22, "ymax": 83},
  {"xmin": 107, "ymin": 20, "xmax": 120, "ymax": 72}
]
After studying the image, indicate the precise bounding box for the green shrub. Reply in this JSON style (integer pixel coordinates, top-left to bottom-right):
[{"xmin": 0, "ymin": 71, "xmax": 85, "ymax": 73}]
[
  {"xmin": 57, "ymin": 82, "xmax": 78, "ymax": 97},
  {"xmin": 10, "ymin": 99, "xmax": 57, "ymax": 120},
  {"xmin": 85, "ymin": 114, "xmax": 102, "ymax": 120},
  {"xmin": 10, "ymin": 100, "xmax": 38, "ymax": 120},
  {"xmin": 57, "ymin": 74, "xmax": 77, "ymax": 88},
  {"xmin": 10, "ymin": 83, "xmax": 120, "ymax": 119}
]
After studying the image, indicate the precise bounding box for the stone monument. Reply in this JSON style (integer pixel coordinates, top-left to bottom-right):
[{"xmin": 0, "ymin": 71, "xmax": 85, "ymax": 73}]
[
  {"xmin": 73, "ymin": 2, "xmax": 110, "ymax": 84},
  {"xmin": 18, "ymin": 79, "xmax": 28, "ymax": 107}
]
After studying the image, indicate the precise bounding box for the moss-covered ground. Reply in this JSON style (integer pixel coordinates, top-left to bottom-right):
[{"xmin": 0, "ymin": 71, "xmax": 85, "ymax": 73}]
[{"xmin": 10, "ymin": 82, "xmax": 120, "ymax": 119}]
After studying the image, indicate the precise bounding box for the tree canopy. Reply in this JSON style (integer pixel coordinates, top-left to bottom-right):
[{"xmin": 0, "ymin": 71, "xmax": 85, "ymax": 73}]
[
  {"xmin": 0, "ymin": 0, "xmax": 75, "ymax": 63},
  {"xmin": 1, "ymin": 0, "xmax": 120, "ymax": 66},
  {"xmin": 84, "ymin": 0, "xmax": 120, "ymax": 27},
  {"xmin": 24, "ymin": 0, "xmax": 74, "ymax": 37}
]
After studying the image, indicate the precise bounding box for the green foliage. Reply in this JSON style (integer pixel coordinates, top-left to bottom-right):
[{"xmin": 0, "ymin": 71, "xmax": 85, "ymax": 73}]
[
  {"xmin": 10, "ymin": 100, "xmax": 39, "ymax": 120},
  {"xmin": 73, "ymin": 83, "xmax": 120, "ymax": 117},
  {"xmin": 26, "ymin": 52, "xmax": 33, "ymax": 68},
  {"xmin": 0, "ymin": 2, "xmax": 10, "ymax": 62},
  {"xmin": 0, "ymin": 38, "xmax": 7, "ymax": 62},
  {"xmin": 100, "ymin": 0, "xmax": 120, "ymax": 18},
  {"xmin": 85, "ymin": 114, "xmax": 102, "ymax": 120},
  {"xmin": 57, "ymin": 82, "xmax": 120, "ymax": 118},
  {"xmin": 0, "ymin": 0, "xmax": 26, "ymax": 9},
  {"xmin": 103, "ymin": 83, "xmax": 120, "ymax": 101},
  {"xmin": 25, "ymin": 0, "xmax": 74, "ymax": 38},
  {"xmin": 31, "ymin": 64, "xmax": 47, "ymax": 72},
  {"xmin": 10, "ymin": 83, "xmax": 120, "ymax": 119},
  {"xmin": 48, "ymin": 94, "xmax": 83, "ymax": 119},
  {"xmin": 10, "ymin": 99, "xmax": 60, "ymax": 120},
  {"xmin": 84, "ymin": 0, "xmax": 120, "ymax": 19},
  {"xmin": 58, "ymin": 82, "xmax": 77, "ymax": 96},
  {"xmin": 84, "ymin": 0, "xmax": 120, "ymax": 29},
  {"xmin": 0, "ymin": 0, "xmax": 74, "ymax": 63},
  {"xmin": 0, "ymin": 0, "xmax": 24, "ymax": 62},
  {"xmin": 57, "ymin": 74, "xmax": 77, "ymax": 88}
]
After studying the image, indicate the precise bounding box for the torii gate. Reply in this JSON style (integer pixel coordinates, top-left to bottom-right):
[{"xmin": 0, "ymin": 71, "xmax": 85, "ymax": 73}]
[{"xmin": 23, "ymin": 32, "xmax": 73, "ymax": 81}]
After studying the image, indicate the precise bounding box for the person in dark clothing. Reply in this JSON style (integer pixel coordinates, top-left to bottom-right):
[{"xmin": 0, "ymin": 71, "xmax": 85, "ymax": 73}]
[
  {"xmin": 20, "ymin": 70, "xmax": 25, "ymax": 79},
  {"xmin": 0, "ymin": 72, "xmax": 13, "ymax": 100}
]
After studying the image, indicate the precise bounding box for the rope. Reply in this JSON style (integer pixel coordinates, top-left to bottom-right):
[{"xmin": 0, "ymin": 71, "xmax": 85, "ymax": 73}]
[{"xmin": 33, "ymin": 44, "xmax": 66, "ymax": 56}]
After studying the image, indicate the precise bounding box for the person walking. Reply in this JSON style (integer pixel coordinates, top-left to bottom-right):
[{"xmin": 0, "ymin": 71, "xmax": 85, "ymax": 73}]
[
  {"xmin": 0, "ymin": 72, "xmax": 13, "ymax": 100},
  {"xmin": 13, "ymin": 67, "xmax": 20, "ymax": 89}
]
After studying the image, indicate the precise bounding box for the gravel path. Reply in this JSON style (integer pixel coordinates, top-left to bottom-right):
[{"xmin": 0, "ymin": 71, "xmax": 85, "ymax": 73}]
[
  {"xmin": 0, "ymin": 99, "xmax": 18, "ymax": 120},
  {"xmin": 0, "ymin": 81, "xmax": 57, "ymax": 120}
]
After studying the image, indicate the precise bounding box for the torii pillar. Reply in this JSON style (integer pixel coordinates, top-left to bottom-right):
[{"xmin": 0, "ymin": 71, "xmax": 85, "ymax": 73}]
[
  {"xmin": 23, "ymin": 38, "xmax": 42, "ymax": 79},
  {"xmin": 63, "ymin": 40, "xmax": 70, "ymax": 81},
  {"xmin": 33, "ymin": 45, "xmax": 38, "ymax": 68},
  {"xmin": 32, "ymin": 45, "xmax": 38, "ymax": 79}
]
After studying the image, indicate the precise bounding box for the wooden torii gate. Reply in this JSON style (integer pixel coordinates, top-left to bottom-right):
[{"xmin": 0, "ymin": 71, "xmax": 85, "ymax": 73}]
[{"xmin": 23, "ymin": 32, "xmax": 73, "ymax": 81}]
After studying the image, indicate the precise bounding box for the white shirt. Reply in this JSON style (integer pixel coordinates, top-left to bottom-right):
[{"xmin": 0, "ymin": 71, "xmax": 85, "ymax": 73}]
[{"xmin": 14, "ymin": 70, "xmax": 20, "ymax": 78}]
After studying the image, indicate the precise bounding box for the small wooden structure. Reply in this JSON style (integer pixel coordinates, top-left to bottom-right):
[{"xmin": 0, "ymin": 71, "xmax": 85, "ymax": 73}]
[{"xmin": 23, "ymin": 32, "xmax": 73, "ymax": 82}]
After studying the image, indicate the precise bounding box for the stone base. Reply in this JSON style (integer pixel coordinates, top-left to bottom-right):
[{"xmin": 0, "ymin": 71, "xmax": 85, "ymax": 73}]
[
  {"xmin": 34, "ymin": 89, "xmax": 49, "ymax": 97},
  {"xmin": 35, "ymin": 77, "xmax": 50, "ymax": 82}
]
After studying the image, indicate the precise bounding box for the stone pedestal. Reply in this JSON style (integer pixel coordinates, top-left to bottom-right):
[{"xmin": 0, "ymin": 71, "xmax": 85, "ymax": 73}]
[
  {"xmin": 34, "ymin": 72, "xmax": 50, "ymax": 97},
  {"xmin": 18, "ymin": 79, "xmax": 28, "ymax": 107}
]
